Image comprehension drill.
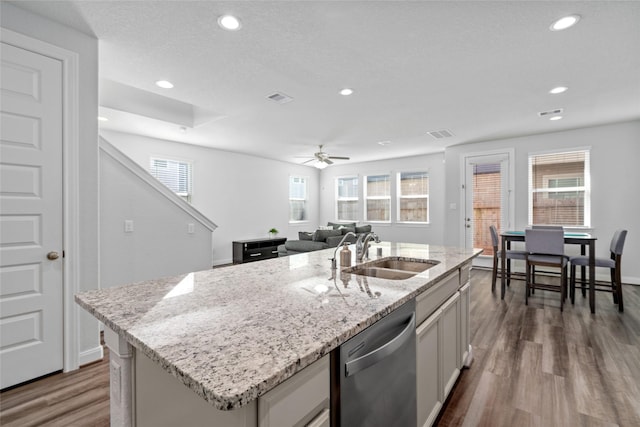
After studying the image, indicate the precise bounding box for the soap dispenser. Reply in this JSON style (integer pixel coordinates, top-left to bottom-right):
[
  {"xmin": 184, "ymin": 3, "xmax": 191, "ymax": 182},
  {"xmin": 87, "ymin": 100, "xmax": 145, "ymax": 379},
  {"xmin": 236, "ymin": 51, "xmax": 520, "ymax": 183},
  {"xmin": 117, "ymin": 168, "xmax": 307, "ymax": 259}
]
[{"xmin": 340, "ymin": 243, "xmax": 352, "ymax": 268}]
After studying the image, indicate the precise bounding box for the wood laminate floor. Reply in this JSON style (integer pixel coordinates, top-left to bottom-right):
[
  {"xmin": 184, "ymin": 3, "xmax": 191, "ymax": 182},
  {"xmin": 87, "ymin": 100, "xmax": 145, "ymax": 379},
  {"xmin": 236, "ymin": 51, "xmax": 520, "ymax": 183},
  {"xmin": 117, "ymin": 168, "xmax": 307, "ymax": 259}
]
[{"xmin": 1, "ymin": 269, "xmax": 639, "ymax": 426}]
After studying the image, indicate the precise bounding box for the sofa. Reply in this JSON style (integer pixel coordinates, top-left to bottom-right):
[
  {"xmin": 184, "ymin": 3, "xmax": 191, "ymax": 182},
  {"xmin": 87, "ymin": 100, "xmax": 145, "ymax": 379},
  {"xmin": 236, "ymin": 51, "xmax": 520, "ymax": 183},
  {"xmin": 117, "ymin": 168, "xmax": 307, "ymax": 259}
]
[{"xmin": 277, "ymin": 222, "xmax": 373, "ymax": 257}]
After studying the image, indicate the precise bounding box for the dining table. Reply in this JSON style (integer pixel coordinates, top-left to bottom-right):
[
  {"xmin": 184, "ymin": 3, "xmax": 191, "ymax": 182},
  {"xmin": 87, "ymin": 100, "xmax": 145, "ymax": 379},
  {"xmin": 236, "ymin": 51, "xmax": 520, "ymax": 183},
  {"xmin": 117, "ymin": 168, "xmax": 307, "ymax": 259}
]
[{"xmin": 500, "ymin": 230, "xmax": 597, "ymax": 313}]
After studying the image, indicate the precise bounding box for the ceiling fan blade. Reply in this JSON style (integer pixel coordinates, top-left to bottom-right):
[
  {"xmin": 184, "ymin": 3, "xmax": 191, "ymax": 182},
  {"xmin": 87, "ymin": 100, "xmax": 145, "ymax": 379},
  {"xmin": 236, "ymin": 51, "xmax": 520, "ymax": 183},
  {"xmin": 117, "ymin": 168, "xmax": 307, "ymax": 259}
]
[
  {"xmin": 324, "ymin": 158, "xmax": 334, "ymax": 165},
  {"xmin": 302, "ymin": 158, "xmax": 316, "ymax": 164},
  {"xmin": 328, "ymin": 156, "xmax": 350, "ymax": 160}
]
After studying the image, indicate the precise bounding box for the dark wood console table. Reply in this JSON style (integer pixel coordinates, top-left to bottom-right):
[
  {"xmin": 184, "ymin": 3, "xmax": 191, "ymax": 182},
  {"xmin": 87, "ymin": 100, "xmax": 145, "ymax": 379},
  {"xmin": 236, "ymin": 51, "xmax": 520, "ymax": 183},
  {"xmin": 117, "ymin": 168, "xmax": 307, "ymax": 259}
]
[{"xmin": 232, "ymin": 237, "xmax": 287, "ymax": 264}]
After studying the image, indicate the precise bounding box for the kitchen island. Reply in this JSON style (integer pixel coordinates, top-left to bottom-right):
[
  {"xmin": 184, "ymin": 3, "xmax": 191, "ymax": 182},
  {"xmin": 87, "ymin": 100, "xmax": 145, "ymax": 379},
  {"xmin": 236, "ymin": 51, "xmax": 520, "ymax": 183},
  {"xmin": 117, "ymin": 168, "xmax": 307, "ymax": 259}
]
[{"xmin": 76, "ymin": 242, "xmax": 481, "ymax": 426}]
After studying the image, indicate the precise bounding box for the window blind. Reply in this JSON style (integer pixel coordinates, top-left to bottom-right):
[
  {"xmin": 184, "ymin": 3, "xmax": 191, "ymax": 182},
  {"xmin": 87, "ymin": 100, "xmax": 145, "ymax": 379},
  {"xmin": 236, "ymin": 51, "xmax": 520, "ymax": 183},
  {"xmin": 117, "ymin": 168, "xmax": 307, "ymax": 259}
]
[
  {"xmin": 289, "ymin": 176, "xmax": 308, "ymax": 221},
  {"xmin": 336, "ymin": 176, "xmax": 359, "ymax": 221},
  {"xmin": 149, "ymin": 158, "xmax": 192, "ymax": 201},
  {"xmin": 365, "ymin": 174, "xmax": 390, "ymax": 222},
  {"xmin": 398, "ymin": 172, "xmax": 429, "ymax": 223},
  {"xmin": 528, "ymin": 150, "xmax": 590, "ymax": 226}
]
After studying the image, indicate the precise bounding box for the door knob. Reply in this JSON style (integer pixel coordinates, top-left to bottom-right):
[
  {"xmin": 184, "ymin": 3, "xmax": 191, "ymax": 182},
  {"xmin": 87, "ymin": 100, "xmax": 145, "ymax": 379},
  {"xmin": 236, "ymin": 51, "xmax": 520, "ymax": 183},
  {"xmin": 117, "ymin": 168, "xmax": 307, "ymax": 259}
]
[{"xmin": 47, "ymin": 251, "xmax": 60, "ymax": 260}]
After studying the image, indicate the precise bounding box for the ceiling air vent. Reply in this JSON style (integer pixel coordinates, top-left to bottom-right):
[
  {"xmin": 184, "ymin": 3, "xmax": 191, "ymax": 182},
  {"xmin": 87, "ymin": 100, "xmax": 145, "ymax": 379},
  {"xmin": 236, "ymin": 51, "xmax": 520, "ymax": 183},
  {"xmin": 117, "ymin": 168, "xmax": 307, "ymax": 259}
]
[
  {"xmin": 538, "ymin": 108, "xmax": 563, "ymax": 117},
  {"xmin": 427, "ymin": 129, "xmax": 454, "ymax": 139},
  {"xmin": 267, "ymin": 92, "xmax": 293, "ymax": 104}
]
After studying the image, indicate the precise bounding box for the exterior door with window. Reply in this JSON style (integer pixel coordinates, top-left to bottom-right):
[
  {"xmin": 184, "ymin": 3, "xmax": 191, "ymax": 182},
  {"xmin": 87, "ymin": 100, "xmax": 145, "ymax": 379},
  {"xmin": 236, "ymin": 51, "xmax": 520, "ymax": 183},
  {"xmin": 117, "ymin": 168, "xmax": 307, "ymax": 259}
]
[
  {"xmin": 1, "ymin": 43, "xmax": 64, "ymax": 388},
  {"xmin": 464, "ymin": 153, "xmax": 512, "ymax": 256}
]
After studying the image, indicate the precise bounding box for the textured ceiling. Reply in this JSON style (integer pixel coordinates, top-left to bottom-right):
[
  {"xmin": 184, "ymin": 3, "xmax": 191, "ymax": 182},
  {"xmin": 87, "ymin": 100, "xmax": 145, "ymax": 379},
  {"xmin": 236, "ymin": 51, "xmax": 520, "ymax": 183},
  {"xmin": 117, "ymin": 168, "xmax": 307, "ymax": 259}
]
[{"xmin": 10, "ymin": 1, "xmax": 640, "ymax": 165}]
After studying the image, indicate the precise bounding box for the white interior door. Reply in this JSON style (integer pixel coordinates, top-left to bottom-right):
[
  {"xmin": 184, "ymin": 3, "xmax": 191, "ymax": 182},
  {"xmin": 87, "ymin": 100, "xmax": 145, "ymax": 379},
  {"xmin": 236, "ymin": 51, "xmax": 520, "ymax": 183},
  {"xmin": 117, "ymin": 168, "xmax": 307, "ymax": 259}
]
[
  {"xmin": 464, "ymin": 153, "xmax": 512, "ymax": 257},
  {"xmin": 0, "ymin": 42, "xmax": 64, "ymax": 389}
]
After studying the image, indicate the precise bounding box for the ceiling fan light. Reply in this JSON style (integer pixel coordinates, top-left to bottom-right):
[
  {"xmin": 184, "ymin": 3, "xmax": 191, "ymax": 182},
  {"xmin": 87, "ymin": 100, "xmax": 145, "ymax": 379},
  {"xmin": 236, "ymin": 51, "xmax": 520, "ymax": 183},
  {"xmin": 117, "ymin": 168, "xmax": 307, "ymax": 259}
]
[{"xmin": 315, "ymin": 161, "xmax": 328, "ymax": 169}]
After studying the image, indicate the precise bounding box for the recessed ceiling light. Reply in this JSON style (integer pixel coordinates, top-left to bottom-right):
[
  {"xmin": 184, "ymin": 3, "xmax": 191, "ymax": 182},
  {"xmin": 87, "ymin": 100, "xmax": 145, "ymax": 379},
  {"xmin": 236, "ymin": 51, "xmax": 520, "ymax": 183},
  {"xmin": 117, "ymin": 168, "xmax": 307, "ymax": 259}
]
[
  {"xmin": 97, "ymin": 116, "xmax": 109, "ymax": 122},
  {"xmin": 550, "ymin": 15, "xmax": 580, "ymax": 31},
  {"xmin": 549, "ymin": 86, "xmax": 568, "ymax": 94},
  {"xmin": 218, "ymin": 15, "xmax": 241, "ymax": 31},
  {"xmin": 339, "ymin": 88, "xmax": 354, "ymax": 96},
  {"xmin": 378, "ymin": 140, "xmax": 391, "ymax": 146},
  {"xmin": 156, "ymin": 80, "xmax": 174, "ymax": 89},
  {"xmin": 550, "ymin": 116, "xmax": 563, "ymax": 121}
]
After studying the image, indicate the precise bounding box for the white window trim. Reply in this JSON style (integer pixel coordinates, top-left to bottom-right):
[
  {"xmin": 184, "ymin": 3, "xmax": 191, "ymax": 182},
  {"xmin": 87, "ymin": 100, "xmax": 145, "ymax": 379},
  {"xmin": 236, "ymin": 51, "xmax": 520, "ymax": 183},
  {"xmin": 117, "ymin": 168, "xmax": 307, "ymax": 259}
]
[
  {"xmin": 335, "ymin": 175, "xmax": 359, "ymax": 222},
  {"xmin": 364, "ymin": 173, "xmax": 391, "ymax": 223},
  {"xmin": 289, "ymin": 175, "xmax": 309, "ymax": 223},
  {"xmin": 396, "ymin": 171, "xmax": 430, "ymax": 224}
]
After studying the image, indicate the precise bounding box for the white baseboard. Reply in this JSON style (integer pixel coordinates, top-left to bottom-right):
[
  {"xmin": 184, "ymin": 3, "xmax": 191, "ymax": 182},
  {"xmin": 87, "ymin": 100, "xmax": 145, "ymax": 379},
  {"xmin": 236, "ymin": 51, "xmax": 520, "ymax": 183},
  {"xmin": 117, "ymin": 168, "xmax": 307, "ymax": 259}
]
[
  {"xmin": 472, "ymin": 255, "xmax": 640, "ymax": 285},
  {"xmin": 213, "ymin": 258, "xmax": 233, "ymax": 267},
  {"xmin": 79, "ymin": 345, "xmax": 104, "ymax": 366}
]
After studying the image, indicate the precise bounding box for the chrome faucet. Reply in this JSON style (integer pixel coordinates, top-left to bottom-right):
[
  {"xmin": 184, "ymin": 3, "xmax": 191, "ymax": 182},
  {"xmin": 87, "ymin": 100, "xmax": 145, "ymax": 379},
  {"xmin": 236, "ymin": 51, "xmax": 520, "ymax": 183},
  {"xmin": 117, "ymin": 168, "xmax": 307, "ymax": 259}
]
[
  {"xmin": 356, "ymin": 232, "xmax": 380, "ymax": 262},
  {"xmin": 330, "ymin": 232, "xmax": 356, "ymax": 270}
]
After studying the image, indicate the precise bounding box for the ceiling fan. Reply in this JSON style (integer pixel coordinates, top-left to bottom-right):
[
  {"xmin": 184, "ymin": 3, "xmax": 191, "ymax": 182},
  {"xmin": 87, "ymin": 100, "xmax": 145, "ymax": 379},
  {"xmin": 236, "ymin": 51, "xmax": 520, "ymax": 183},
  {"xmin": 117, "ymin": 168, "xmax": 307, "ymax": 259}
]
[{"xmin": 297, "ymin": 145, "xmax": 350, "ymax": 165}]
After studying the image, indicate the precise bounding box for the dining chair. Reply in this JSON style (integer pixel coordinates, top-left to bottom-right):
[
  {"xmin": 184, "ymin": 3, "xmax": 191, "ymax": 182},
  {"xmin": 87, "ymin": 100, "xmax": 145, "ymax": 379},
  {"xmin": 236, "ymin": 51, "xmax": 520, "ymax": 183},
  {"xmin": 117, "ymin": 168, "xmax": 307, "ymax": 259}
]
[
  {"xmin": 532, "ymin": 225, "xmax": 564, "ymax": 230},
  {"xmin": 490, "ymin": 225, "xmax": 527, "ymax": 292},
  {"xmin": 524, "ymin": 228, "xmax": 569, "ymax": 311},
  {"xmin": 570, "ymin": 229, "xmax": 628, "ymax": 312}
]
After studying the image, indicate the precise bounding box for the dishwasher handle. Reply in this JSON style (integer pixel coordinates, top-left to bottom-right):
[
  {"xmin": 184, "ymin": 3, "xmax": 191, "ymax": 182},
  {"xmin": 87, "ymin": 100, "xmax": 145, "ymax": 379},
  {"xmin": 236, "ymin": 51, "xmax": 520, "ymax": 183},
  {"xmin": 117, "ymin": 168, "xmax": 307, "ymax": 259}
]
[{"xmin": 345, "ymin": 312, "xmax": 415, "ymax": 377}]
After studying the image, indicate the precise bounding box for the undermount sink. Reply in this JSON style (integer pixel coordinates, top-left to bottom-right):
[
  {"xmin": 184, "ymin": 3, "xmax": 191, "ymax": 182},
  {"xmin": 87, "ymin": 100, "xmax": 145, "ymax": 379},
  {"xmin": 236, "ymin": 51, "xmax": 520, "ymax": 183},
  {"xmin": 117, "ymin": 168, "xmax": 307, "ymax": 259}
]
[
  {"xmin": 344, "ymin": 257, "xmax": 440, "ymax": 280},
  {"xmin": 347, "ymin": 267, "xmax": 417, "ymax": 281},
  {"xmin": 366, "ymin": 258, "xmax": 439, "ymax": 272}
]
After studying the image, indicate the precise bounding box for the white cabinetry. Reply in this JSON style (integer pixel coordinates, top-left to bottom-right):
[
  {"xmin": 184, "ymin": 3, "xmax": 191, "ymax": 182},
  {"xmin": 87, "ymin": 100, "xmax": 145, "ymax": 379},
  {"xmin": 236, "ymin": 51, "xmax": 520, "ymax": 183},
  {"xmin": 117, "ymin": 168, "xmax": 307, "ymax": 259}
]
[
  {"xmin": 133, "ymin": 349, "xmax": 329, "ymax": 427},
  {"xmin": 258, "ymin": 355, "xmax": 330, "ymax": 427},
  {"xmin": 459, "ymin": 282, "xmax": 471, "ymax": 367},
  {"xmin": 416, "ymin": 262, "xmax": 471, "ymax": 427},
  {"xmin": 440, "ymin": 292, "xmax": 461, "ymax": 398},
  {"xmin": 416, "ymin": 305, "xmax": 442, "ymax": 427}
]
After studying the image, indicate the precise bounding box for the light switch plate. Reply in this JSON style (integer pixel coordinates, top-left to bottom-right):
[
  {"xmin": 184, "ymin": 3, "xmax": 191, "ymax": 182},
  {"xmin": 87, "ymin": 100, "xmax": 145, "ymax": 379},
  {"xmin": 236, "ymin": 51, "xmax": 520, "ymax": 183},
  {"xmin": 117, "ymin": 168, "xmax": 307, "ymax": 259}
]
[{"xmin": 124, "ymin": 220, "xmax": 134, "ymax": 233}]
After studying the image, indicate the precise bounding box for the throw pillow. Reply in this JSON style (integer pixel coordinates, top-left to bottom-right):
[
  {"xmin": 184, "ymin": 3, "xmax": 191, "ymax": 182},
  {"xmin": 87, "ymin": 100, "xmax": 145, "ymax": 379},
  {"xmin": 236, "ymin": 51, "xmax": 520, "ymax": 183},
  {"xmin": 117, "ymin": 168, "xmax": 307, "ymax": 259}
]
[
  {"xmin": 340, "ymin": 226, "xmax": 356, "ymax": 235},
  {"xmin": 317, "ymin": 225, "xmax": 333, "ymax": 230},
  {"xmin": 328, "ymin": 221, "xmax": 356, "ymax": 230},
  {"xmin": 313, "ymin": 228, "xmax": 342, "ymax": 242},
  {"xmin": 298, "ymin": 232, "xmax": 313, "ymax": 241},
  {"xmin": 355, "ymin": 224, "xmax": 372, "ymax": 234}
]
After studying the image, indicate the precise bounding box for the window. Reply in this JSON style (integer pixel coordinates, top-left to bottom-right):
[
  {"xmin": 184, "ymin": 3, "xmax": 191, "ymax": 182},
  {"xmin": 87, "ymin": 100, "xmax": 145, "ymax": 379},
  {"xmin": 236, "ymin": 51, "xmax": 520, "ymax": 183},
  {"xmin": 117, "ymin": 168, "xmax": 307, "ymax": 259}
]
[
  {"xmin": 397, "ymin": 172, "xmax": 429, "ymax": 223},
  {"xmin": 289, "ymin": 176, "xmax": 308, "ymax": 222},
  {"xmin": 365, "ymin": 174, "xmax": 390, "ymax": 222},
  {"xmin": 528, "ymin": 150, "xmax": 590, "ymax": 227},
  {"xmin": 336, "ymin": 176, "xmax": 359, "ymax": 221},
  {"xmin": 149, "ymin": 158, "xmax": 192, "ymax": 202}
]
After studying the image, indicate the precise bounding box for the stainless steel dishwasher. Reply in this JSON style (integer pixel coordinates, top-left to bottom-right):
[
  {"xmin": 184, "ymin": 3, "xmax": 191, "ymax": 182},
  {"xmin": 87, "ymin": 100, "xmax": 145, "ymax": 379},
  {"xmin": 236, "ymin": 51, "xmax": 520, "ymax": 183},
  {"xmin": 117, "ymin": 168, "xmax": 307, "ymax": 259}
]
[{"xmin": 335, "ymin": 299, "xmax": 416, "ymax": 427}]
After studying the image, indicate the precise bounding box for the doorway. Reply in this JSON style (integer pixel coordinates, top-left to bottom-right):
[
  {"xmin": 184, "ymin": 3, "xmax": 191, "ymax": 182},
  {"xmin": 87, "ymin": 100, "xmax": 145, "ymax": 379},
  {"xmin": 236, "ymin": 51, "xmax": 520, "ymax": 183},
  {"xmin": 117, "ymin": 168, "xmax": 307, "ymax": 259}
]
[{"xmin": 463, "ymin": 151, "xmax": 514, "ymax": 258}]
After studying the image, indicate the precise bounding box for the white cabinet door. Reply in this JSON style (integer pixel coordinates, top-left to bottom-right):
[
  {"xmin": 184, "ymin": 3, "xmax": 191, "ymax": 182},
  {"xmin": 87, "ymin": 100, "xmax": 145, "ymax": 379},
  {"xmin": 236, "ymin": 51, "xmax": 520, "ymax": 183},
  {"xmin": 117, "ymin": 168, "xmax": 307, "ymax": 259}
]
[
  {"xmin": 459, "ymin": 282, "xmax": 471, "ymax": 367},
  {"xmin": 416, "ymin": 308, "xmax": 442, "ymax": 427},
  {"xmin": 440, "ymin": 293, "xmax": 460, "ymax": 398}
]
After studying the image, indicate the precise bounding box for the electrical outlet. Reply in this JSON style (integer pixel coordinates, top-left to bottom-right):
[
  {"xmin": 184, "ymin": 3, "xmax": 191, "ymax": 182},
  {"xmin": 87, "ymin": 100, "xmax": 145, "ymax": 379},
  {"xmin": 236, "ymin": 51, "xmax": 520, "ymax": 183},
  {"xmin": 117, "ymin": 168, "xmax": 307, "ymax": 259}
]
[
  {"xmin": 124, "ymin": 220, "xmax": 134, "ymax": 233},
  {"xmin": 187, "ymin": 223, "xmax": 195, "ymax": 234}
]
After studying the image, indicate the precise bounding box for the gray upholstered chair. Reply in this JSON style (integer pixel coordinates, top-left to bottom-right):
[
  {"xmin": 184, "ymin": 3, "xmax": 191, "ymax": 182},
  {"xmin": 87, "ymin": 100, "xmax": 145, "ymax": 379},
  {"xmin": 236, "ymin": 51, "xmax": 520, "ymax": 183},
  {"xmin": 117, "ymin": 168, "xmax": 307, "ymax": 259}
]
[
  {"xmin": 524, "ymin": 228, "xmax": 569, "ymax": 311},
  {"xmin": 570, "ymin": 229, "xmax": 628, "ymax": 312},
  {"xmin": 489, "ymin": 225, "xmax": 527, "ymax": 292}
]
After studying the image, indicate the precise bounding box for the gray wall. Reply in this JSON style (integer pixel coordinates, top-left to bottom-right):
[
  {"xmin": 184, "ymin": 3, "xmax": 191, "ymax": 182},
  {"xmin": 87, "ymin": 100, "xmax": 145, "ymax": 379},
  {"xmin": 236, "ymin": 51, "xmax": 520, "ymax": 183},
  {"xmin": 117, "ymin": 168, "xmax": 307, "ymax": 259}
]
[
  {"xmin": 444, "ymin": 120, "xmax": 640, "ymax": 283},
  {"xmin": 99, "ymin": 141, "xmax": 215, "ymax": 288},
  {"xmin": 318, "ymin": 152, "xmax": 446, "ymax": 245},
  {"xmin": 102, "ymin": 130, "xmax": 321, "ymax": 265}
]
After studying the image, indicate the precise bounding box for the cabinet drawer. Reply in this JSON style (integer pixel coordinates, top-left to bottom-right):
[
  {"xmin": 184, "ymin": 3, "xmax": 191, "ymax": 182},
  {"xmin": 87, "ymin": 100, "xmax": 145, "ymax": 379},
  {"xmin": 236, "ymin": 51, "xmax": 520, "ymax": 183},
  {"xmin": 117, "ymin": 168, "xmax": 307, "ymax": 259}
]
[
  {"xmin": 245, "ymin": 248, "xmax": 270, "ymax": 260},
  {"xmin": 258, "ymin": 355, "xmax": 329, "ymax": 427},
  {"xmin": 460, "ymin": 262, "xmax": 471, "ymax": 286},
  {"xmin": 416, "ymin": 271, "xmax": 459, "ymax": 326}
]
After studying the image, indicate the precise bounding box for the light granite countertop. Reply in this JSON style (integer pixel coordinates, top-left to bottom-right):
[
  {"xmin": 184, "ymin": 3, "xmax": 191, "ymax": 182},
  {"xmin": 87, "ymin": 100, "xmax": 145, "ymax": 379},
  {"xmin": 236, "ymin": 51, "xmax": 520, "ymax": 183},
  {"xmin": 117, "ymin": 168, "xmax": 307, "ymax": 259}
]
[{"xmin": 75, "ymin": 242, "xmax": 481, "ymax": 411}]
